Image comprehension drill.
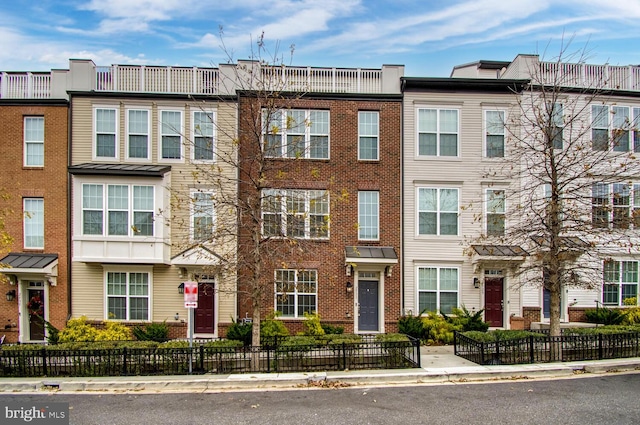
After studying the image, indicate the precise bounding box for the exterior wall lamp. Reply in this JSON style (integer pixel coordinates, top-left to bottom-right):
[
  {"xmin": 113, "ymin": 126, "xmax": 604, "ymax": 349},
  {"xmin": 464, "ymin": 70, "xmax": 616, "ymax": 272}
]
[
  {"xmin": 178, "ymin": 282, "xmax": 185, "ymax": 295},
  {"xmin": 6, "ymin": 289, "xmax": 16, "ymax": 302},
  {"xmin": 346, "ymin": 281, "xmax": 353, "ymax": 293},
  {"xmin": 473, "ymin": 277, "xmax": 480, "ymax": 289}
]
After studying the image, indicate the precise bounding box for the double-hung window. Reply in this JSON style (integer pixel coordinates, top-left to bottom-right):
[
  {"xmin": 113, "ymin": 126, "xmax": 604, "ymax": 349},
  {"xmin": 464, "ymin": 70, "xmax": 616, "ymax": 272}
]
[
  {"xmin": 95, "ymin": 108, "xmax": 117, "ymax": 158},
  {"xmin": 193, "ymin": 111, "xmax": 215, "ymax": 161},
  {"xmin": 261, "ymin": 189, "xmax": 329, "ymax": 239},
  {"xmin": 82, "ymin": 184, "xmax": 155, "ymax": 237},
  {"xmin": 127, "ymin": 109, "xmax": 150, "ymax": 159},
  {"xmin": 417, "ymin": 266, "xmax": 458, "ymax": 314},
  {"xmin": 550, "ymin": 103, "xmax": 564, "ymax": 149},
  {"xmin": 192, "ymin": 191, "xmax": 214, "ymax": 241},
  {"xmin": 23, "ymin": 198, "xmax": 44, "ymax": 249},
  {"xmin": 417, "ymin": 188, "xmax": 459, "ymax": 235},
  {"xmin": 358, "ymin": 111, "xmax": 379, "ymax": 160},
  {"xmin": 24, "ymin": 117, "xmax": 44, "ymax": 166},
  {"xmin": 485, "ymin": 111, "xmax": 505, "ymax": 157},
  {"xmin": 592, "ymin": 105, "xmax": 632, "ymax": 151},
  {"xmin": 633, "ymin": 108, "xmax": 640, "ymax": 152},
  {"xmin": 263, "ymin": 109, "xmax": 329, "ymax": 159},
  {"xmin": 603, "ymin": 260, "xmax": 638, "ymax": 306},
  {"xmin": 592, "ymin": 183, "xmax": 633, "ymax": 229},
  {"xmin": 275, "ymin": 269, "xmax": 317, "ymax": 318},
  {"xmin": 486, "ymin": 189, "xmax": 505, "ymax": 236},
  {"xmin": 417, "ymin": 108, "xmax": 458, "ymax": 157},
  {"xmin": 106, "ymin": 271, "xmax": 150, "ymax": 320},
  {"xmin": 612, "ymin": 106, "xmax": 630, "ymax": 152},
  {"xmin": 160, "ymin": 110, "xmax": 183, "ymax": 160},
  {"xmin": 358, "ymin": 191, "xmax": 379, "ymax": 240}
]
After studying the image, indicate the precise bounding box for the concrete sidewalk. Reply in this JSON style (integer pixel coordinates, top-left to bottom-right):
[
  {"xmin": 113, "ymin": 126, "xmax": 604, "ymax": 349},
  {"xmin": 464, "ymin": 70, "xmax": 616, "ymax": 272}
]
[{"xmin": 1, "ymin": 346, "xmax": 639, "ymax": 393}]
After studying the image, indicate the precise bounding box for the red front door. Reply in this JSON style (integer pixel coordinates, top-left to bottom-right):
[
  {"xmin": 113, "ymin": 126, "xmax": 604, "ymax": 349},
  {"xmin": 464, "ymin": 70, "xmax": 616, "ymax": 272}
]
[
  {"xmin": 484, "ymin": 277, "xmax": 504, "ymax": 327},
  {"xmin": 194, "ymin": 282, "xmax": 215, "ymax": 334}
]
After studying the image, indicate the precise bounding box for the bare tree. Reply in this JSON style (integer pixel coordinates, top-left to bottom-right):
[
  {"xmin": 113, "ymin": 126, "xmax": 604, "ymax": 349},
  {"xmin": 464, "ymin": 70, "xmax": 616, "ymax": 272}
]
[
  {"xmin": 173, "ymin": 31, "xmax": 340, "ymax": 348},
  {"xmin": 471, "ymin": 42, "xmax": 640, "ymax": 338}
]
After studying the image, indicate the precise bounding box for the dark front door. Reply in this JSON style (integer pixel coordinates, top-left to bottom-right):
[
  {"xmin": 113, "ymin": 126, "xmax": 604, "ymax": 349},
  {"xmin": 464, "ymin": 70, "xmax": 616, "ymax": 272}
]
[
  {"xmin": 358, "ymin": 280, "xmax": 379, "ymax": 332},
  {"xmin": 195, "ymin": 282, "xmax": 215, "ymax": 334},
  {"xmin": 484, "ymin": 277, "xmax": 504, "ymax": 327},
  {"xmin": 27, "ymin": 288, "xmax": 45, "ymax": 341}
]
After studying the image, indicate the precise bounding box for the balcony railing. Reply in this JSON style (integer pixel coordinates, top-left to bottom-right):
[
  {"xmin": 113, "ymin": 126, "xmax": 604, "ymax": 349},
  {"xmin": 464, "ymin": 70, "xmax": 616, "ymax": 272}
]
[
  {"xmin": 0, "ymin": 72, "xmax": 51, "ymax": 99},
  {"xmin": 95, "ymin": 65, "xmax": 220, "ymax": 94},
  {"xmin": 538, "ymin": 61, "xmax": 640, "ymax": 91},
  {"xmin": 262, "ymin": 66, "xmax": 383, "ymax": 93}
]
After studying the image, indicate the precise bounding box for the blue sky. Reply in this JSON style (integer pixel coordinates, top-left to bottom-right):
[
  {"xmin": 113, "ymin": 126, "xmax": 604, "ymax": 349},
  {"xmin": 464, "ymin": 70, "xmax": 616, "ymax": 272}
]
[{"xmin": 2, "ymin": 0, "xmax": 640, "ymax": 77}]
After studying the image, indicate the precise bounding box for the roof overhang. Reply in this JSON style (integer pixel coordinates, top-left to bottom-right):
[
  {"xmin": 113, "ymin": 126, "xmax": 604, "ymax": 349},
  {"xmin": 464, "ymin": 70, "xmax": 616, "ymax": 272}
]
[
  {"xmin": 0, "ymin": 253, "xmax": 59, "ymax": 285},
  {"xmin": 69, "ymin": 163, "xmax": 171, "ymax": 177},
  {"xmin": 470, "ymin": 245, "xmax": 528, "ymax": 273},
  {"xmin": 345, "ymin": 246, "xmax": 398, "ymax": 265},
  {"xmin": 171, "ymin": 245, "xmax": 222, "ymax": 267}
]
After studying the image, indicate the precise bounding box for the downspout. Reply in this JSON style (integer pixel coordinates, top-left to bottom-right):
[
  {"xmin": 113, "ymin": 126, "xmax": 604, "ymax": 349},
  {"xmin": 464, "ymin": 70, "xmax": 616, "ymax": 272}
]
[
  {"xmin": 399, "ymin": 79, "xmax": 405, "ymax": 316},
  {"xmin": 66, "ymin": 93, "xmax": 72, "ymax": 320}
]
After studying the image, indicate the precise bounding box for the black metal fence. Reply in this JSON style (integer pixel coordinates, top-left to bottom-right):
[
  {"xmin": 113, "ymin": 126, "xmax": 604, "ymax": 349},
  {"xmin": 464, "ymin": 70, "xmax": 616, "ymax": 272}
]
[
  {"xmin": 454, "ymin": 331, "xmax": 640, "ymax": 365},
  {"xmin": 0, "ymin": 336, "xmax": 421, "ymax": 378}
]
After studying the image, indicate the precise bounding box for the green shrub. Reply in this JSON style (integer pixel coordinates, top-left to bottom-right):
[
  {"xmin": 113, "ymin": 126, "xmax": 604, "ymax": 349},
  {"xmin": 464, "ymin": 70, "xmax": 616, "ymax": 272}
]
[
  {"xmin": 463, "ymin": 330, "xmax": 546, "ymax": 343},
  {"xmin": 133, "ymin": 321, "xmax": 169, "ymax": 342},
  {"xmin": 623, "ymin": 307, "xmax": 640, "ymax": 325},
  {"xmin": 585, "ymin": 307, "xmax": 626, "ymax": 325},
  {"xmin": 375, "ymin": 333, "xmax": 410, "ymax": 343},
  {"xmin": 94, "ymin": 321, "xmax": 133, "ymax": 341},
  {"xmin": 158, "ymin": 340, "xmax": 189, "ymax": 349},
  {"xmin": 58, "ymin": 316, "xmax": 100, "ymax": 342},
  {"xmin": 399, "ymin": 313, "xmax": 427, "ymax": 340},
  {"xmin": 302, "ymin": 312, "xmax": 325, "ymax": 336},
  {"xmin": 278, "ymin": 335, "xmax": 317, "ymax": 350},
  {"xmin": 324, "ymin": 333, "xmax": 363, "ymax": 346},
  {"xmin": 260, "ymin": 311, "xmax": 289, "ymax": 338},
  {"xmin": 422, "ymin": 312, "xmax": 460, "ymax": 344},
  {"xmin": 443, "ymin": 306, "xmax": 489, "ymax": 332},
  {"xmin": 226, "ymin": 319, "xmax": 252, "ymax": 346},
  {"xmin": 623, "ymin": 297, "xmax": 637, "ymax": 306},
  {"xmin": 320, "ymin": 323, "xmax": 344, "ymax": 334},
  {"xmin": 203, "ymin": 339, "xmax": 244, "ymax": 349}
]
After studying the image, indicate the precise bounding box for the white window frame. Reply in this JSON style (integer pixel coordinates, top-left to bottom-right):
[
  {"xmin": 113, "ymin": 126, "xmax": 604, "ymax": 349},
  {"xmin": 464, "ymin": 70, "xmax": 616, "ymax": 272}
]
[
  {"xmin": 485, "ymin": 189, "xmax": 505, "ymax": 236},
  {"xmin": 104, "ymin": 267, "xmax": 152, "ymax": 321},
  {"xmin": 190, "ymin": 189, "xmax": 215, "ymax": 241},
  {"xmin": 633, "ymin": 107, "xmax": 640, "ymax": 153},
  {"xmin": 191, "ymin": 109, "xmax": 216, "ymax": 162},
  {"xmin": 484, "ymin": 110, "xmax": 505, "ymax": 158},
  {"xmin": 592, "ymin": 105, "xmax": 632, "ymax": 152},
  {"xmin": 603, "ymin": 260, "xmax": 638, "ymax": 306},
  {"xmin": 24, "ymin": 116, "xmax": 44, "ymax": 167},
  {"xmin": 263, "ymin": 109, "xmax": 330, "ymax": 159},
  {"xmin": 159, "ymin": 109, "xmax": 184, "ymax": 161},
  {"xmin": 358, "ymin": 111, "xmax": 379, "ymax": 161},
  {"xmin": 274, "ymin": 269, "xmax": 317, "ymax": 318},
  {"xmin": 82, "ymin": 183, "xmax": 155, "ymax": 237},
  {"xmin": 125, "ymin": 108, "xmax": 151, "ymax": 161},
  {"xmin": 592, "ymin": 182, "xmax": 638, "ymax": 229},
  {"xmin": 416, "ymin": 108, "xmax": 459, "ymax": 157},
  {"xmin": 23, "ymin": 198, "xmax": 44, "ymax": 249},
  {"xmin": 358, "ymin": 191, "xmax": 379, "ymax": 240},
  {"xmin": 416, "ymin": 187, "xmax": 459, "ymax": 236},
  {"xmin": 261, "ymin": 189, "xmax": 329, "ymax": 239},
  {"xmin": 550, "ymin": 102, "xmax": 564, "ymax": 149},
  {"xmin": 416, "ymin": 266, "xmax": 459, "ymax": 314},
  {"xmin": 94, "ymin": 106, "xmax": 119, "ymax": 160}
]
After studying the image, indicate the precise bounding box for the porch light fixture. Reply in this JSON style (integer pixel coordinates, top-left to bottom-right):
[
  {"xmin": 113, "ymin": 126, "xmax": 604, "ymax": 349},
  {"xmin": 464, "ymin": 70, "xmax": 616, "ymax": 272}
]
[
  {"xmin": 174, "ymin": 312, "xmax": 179, "ymax": 321},
  {"xmin": 5, "ymin": 289, "xmax": 16, "ymax": 302},
  {"xmin": 346, "ymin": 281, "xmax": 353, "ymax": 293},
  {"xmin": 473, "ymin": 277, "xmax": 480, "ymax": 289},
  {"xmin": 178, "ymin": 282, "xmax": 185, "ymax": 295}
]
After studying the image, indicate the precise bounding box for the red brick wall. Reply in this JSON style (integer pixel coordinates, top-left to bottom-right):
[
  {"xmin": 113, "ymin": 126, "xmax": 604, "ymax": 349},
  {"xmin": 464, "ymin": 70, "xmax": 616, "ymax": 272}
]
[
  {"xmin": 568, "ymin": 307, "xmax": 589, "ymax": 323},
  {"xmin": 522, "ymin": 307, "xmax": 541, "ymax": 330},
  {"xmin": 236, "ymin": 96, "xmax": 402, "ymax": 331},
  {"xmin": 0, "ymin": 103, "xmax": 69, "ymax": 341}
]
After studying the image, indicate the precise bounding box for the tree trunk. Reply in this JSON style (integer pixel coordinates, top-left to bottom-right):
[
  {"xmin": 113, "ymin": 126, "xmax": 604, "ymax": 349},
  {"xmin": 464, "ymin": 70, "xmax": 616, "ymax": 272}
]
[
  {"xmin": 251, "ymin": 304, "xmax": 261, "ymax": 370},
  {"xmin": 548, "ymin": 285, "xmax": 563, "ymax": 361}
]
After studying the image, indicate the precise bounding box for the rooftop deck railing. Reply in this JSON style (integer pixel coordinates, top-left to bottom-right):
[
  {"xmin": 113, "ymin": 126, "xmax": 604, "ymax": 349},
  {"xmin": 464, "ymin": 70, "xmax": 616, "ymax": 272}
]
[
  {"xmin": 538, "ymin": 61, "xmax": 640, "ymax": 91},
  {"xmin": 0, "ymin": 72, "xmax": 51, "ymax": 99}
]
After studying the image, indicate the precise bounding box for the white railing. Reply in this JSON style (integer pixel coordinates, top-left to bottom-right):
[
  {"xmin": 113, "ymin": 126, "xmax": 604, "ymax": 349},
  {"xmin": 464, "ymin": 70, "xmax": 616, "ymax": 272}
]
[
  {"xmin": 96, "ymin": 65, "xmax": 220, "ymax": 94},
  {"xmin": 0, "ymin": 72, "xmax": 51, "ymax": 99},
  {"xmin": 538, "ymin": 62, "xmax": 640, "ymax": 91},
  {"xmin": 263, "ymin": 66, "xmax": 382, "ymax": 93}
]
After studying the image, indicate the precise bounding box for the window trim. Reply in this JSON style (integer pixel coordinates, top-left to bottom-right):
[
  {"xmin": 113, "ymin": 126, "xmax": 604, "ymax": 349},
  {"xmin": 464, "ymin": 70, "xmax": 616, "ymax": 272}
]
[
  {"xmin": 416, "ymin": 265, "xmax": 459, "ymax": 314},
  {"xmin": 103, "ymin": 266, "xmax": 152, "ymax": 321},
  {"xmin": 485, "ymin": 188, "xmax": 505, "ymax": 236},
  {"xmin": 274, "ymin": 269, "xmax": 318, "ymax": 318},
  {"xmin": 125, "ymin": 108, "xmax": 151, "ymax": 161},
  {"xmin": 158, "ymin": 108, "xmax": 184, "ymax": 162},
  {"xmin": 358, "ymin": 111, "xmax": 379, "ymax": 161},
  {"xmin": 416, "ymin": 187, "xmax": 460, "ymax": 236},
  {"xmin": 592, "ymin": 105, "xmax": 632, "ymax": 152},
  {"xmin": 261, "ymin": 189, "xmax": 330, "ymax": 240},
  {"xmin": 93, "ymin": 106, "xmax": 119, "ymax": 160},
  {"xmin": 416, "ymin": 107, "xmax": 460, "ymax": 158},
  {"xmin": 602, "ymin": 260, "xmax": 638, "ymax": 306},
  {"xmin": 191, "ymin": 109, "xmax": 216, "ymax": 162},
  {"xmin": 484, "ymin": 109, "xmax": 505, "ymax": 158},
  {"xmin": 592, "ymin": 182, "xmax": 638, "ymax": 229},
  {"xmin": 24, "ymin": 116, "xmax": 44, "ymax": 167},
  {"xmin": 23, "ymin": 198, "xmax": 44, "ymax": 249},
  {"xmin": 358, "ymin": 190, "xmax": 379, "ymax": 241}
]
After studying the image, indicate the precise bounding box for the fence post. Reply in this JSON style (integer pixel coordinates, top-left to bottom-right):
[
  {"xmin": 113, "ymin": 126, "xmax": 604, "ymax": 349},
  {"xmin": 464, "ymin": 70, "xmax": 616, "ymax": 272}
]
[
  {"xmin": 598, "ymin": 333, "xmax": 603, "ymax": 360},
  {"xmin": 41, "ymin": 348, "xmax": 47, "ymax": 376},
  {"xmin": 266, "ymin": 347, "xmax": 270, "ymax": 373},
  {"xmin": 529, "ymin": 335, "xmax": 535, "ymax": 364},
  {"xmin": 342, "ymin": 342, "xmax": 347, "ymax": 370},
  {"xmin": 453, "ymin": 331, "xmax": 457, "ymax": 355},
  {"xmin": 415, "ymin": 338, "xmax": 421, "ymax": 368},
  {"xmin": 480, "ymin": 342, "xmax": 485, "ymax": 365},
  {"xmin": 122, "ymin": 347, "xmax": 128, "ymax": 375},
  {"xmin": 199, "ymin": 345, "xmax": 204, "ymax": 373}
]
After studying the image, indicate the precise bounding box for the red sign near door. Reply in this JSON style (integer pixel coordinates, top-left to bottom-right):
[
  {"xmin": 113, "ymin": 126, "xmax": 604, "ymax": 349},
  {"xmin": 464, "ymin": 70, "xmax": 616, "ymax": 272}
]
[{"xmin": 183, "ymin": 281, "xmax": 198, "ymax": 308}]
